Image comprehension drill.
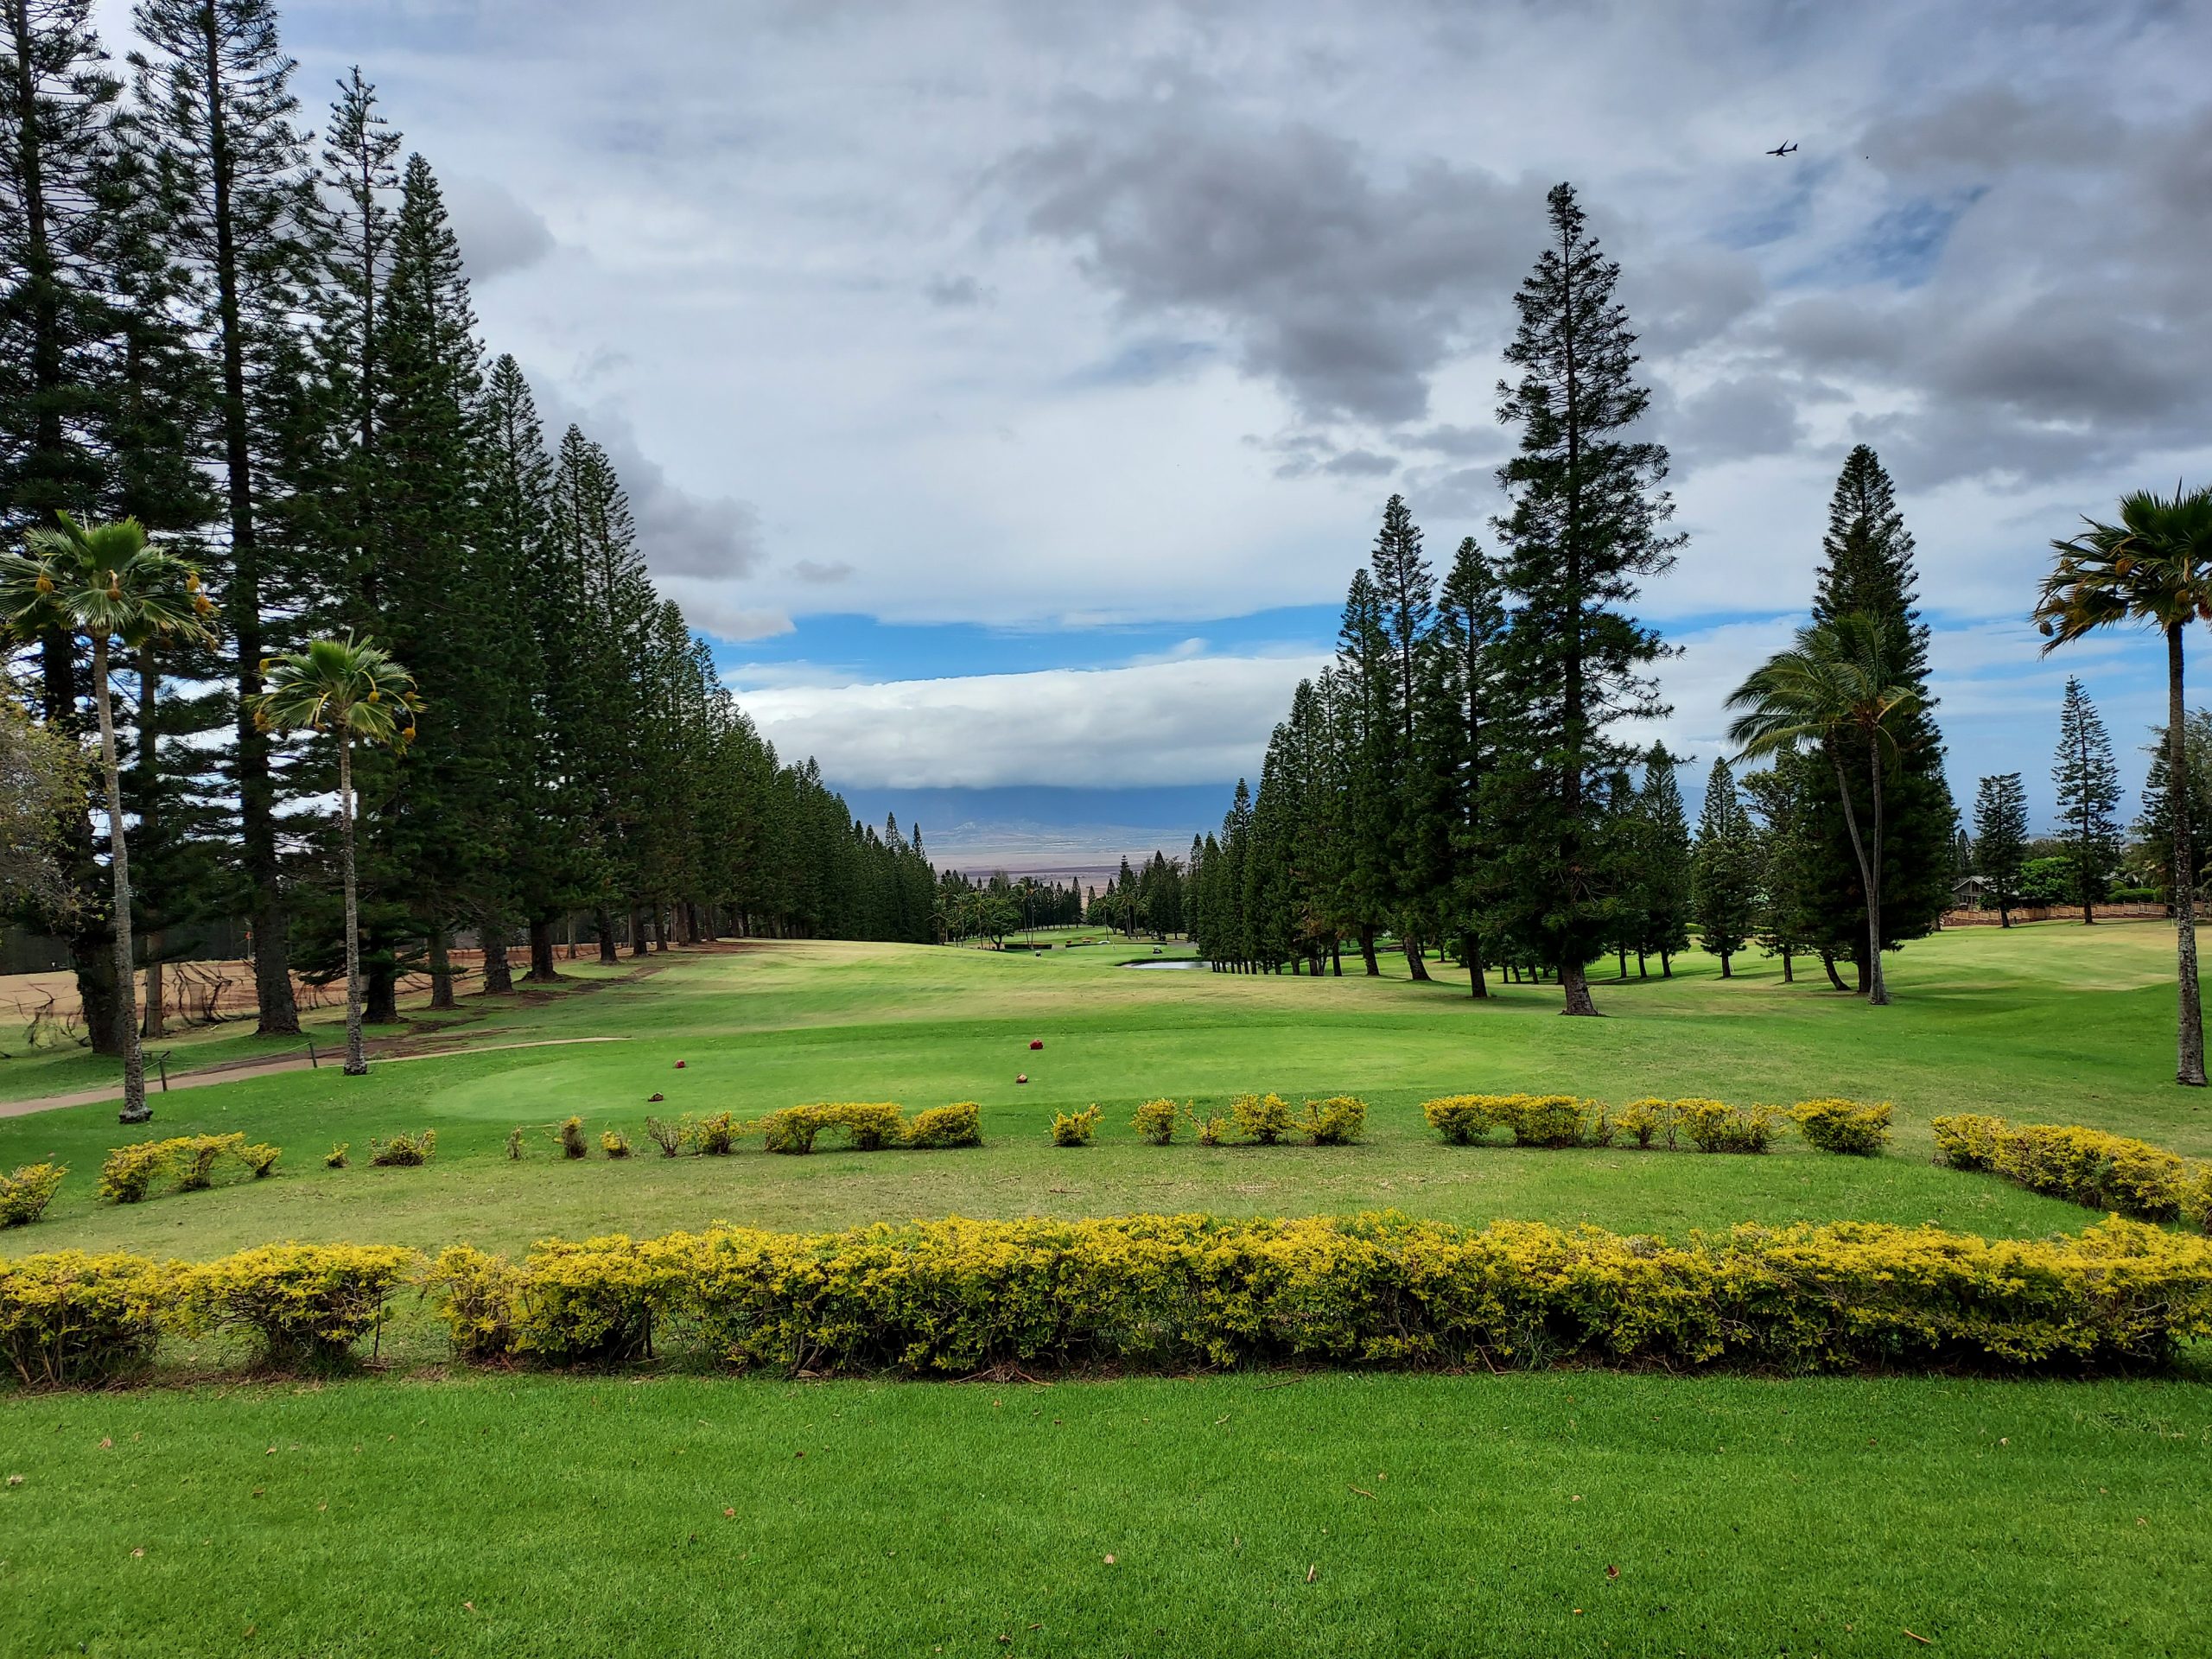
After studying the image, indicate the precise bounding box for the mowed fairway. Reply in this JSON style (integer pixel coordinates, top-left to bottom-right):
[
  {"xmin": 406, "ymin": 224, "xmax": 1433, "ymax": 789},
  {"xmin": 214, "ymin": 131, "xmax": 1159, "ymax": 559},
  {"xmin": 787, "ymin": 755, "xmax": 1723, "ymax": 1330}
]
[{"xmin": 3, "ymin": 922, "xmax": 2210, "ymax": 1657}]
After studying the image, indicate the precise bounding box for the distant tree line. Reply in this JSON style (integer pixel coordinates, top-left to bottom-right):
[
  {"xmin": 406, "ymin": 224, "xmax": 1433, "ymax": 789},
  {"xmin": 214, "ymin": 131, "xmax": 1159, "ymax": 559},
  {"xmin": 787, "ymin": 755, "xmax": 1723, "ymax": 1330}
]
[{"xmin": 0, "ymin": 0, "xmax": 938, "ymax": 1054}]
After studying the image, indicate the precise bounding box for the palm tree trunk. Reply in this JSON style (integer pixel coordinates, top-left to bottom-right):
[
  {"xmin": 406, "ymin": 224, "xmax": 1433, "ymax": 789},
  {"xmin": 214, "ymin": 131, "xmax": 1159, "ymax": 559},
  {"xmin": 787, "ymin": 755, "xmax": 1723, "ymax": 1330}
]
[
  {"xmin": 90, "ymin": 636, "xmax": 148, "ymax": 1122},
  {"xmin": 2167, "ymin": 622, "xmax": 2205, "ymax": 1084},
  {"xmin": 1866, "ymin": 742, "xmax": 1890, "ymax": 1007},
  {"xmin": 1825, "ymin": 745, "xmax": 1885, "ymax": 1005},
  {"xmin": 340, "ymin": 734, "xmax": 366, "ymax": 1075}
]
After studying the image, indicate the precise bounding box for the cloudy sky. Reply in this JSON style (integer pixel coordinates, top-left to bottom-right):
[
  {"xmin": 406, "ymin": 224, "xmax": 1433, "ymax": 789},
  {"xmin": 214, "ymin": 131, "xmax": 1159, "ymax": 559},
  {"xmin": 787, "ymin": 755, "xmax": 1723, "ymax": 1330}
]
[{"xmin": 110, "ymin": 0, "xmax": 2212, "ymax": 859}]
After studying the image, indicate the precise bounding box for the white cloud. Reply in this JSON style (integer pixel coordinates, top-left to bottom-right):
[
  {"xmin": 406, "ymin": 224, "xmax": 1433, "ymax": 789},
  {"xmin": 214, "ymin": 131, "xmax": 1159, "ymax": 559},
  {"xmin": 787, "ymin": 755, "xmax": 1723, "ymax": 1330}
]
[{"xmin": 741, "ymin": 652, "xmax": 1331, "ymax": 788}]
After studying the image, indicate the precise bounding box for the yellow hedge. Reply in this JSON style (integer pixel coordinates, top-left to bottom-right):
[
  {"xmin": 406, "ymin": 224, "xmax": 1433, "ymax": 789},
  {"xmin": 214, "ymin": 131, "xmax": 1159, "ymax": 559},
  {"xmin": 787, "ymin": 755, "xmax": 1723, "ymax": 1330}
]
[
  {"xmin": 96, "ymin": 1134, "xmax": 278, "ymax": 1203},
  {"xmin": 10, "ymin": 1214, "xmax": 2210, "ymax": 1386},
  {"xmin": 416, "ymin": 1212, "xmax": 2212, "ymax": 1377},
  {"xmin": 1935, "ymin": 1114, "xmax": 2212, "ymax": 1232},
  {"xmin": 0, "ymin": 1162, "xmax": 65, "ymax": 1228}
]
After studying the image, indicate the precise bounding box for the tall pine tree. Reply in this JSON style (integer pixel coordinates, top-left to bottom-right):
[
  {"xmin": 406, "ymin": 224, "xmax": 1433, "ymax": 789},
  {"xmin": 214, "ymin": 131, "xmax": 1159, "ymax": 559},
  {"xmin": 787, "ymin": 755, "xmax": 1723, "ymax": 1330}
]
[
  {"xmin": 1972, "ymin": 772, "xmax": 2029, "ymax": 926},
  {"xmin": 1801, "ymin": 445, "xmax": 1954, "ymax": 985},
  {"xmin": 2051, "ymin": 677, "xmax": 2120, "ymax": 925},
  {"xmin": 1692, "ymin": 756, "xmax": 1757, "ymax": 976},
  {"xmin": 1484, "ymin": 182, "xmax": 1680, "ymax": 1015}
]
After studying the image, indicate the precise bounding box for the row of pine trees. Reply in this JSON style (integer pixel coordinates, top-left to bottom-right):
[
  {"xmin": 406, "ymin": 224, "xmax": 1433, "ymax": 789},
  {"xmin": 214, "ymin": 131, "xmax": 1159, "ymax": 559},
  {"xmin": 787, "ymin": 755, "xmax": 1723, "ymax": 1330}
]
[
  {"xmin": 1187, "ymin": 185, "xmax": 1956, "ymax": 1007},
  {"xmin": 1, "ymin": 0, "xmax": 937, "ymax": 1054}
]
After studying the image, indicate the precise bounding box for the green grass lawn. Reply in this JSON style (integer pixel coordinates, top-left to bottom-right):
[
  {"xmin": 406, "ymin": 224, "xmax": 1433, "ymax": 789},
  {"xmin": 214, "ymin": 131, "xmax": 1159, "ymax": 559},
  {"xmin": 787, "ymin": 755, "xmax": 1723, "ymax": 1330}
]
[
  {"xmin": 5, "ymin": 1370, "xmax": 2207, "ymax": 1658},
  {"xmin": 4, "ymin": 922, "xmax": 2212, "ymax": 1656}
]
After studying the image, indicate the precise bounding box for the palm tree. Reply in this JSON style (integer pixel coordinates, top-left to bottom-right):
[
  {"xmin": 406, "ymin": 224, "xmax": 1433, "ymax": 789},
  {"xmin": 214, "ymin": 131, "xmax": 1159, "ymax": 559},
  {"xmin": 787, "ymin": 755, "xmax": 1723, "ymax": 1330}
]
[
  {"xmin": 1726, "ymin": 613, "xmax": 1922, "ymax": 1007},
  {"xmin": 0, "ymin": 514, "xmax": 215, "ymax": 1122},
  {"xmin": 2034, "ymin": 483, "xmax": 2212, "ymax": 1085},
  {"xmin": 251, "ymin": 637, "xmax": 421, "ymax": 1077}
]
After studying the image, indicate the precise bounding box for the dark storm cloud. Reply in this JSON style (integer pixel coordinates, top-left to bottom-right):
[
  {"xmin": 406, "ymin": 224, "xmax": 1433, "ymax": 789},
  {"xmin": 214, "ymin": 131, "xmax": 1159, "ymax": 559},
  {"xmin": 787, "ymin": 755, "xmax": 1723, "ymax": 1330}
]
[{"xmin": 1003, "ymin": 92, "xmax": 1548, "ymax": 424}]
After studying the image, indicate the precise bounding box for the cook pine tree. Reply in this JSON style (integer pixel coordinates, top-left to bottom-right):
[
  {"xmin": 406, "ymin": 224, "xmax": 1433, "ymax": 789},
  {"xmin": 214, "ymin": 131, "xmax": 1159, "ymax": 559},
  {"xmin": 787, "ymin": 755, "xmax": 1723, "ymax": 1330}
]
[
  {"xmin": 2050, "ymin": 677, "xmax": 2120, "ymax": 924},
  {"xmin": 1692, "ymin": 756, "xmax": 1758, "ymax": 976},
  {"xmin": 1972, "ymin": 772, "xmax": 2029, "ymax": 927},
  {"xmin": 1486, "ymin": 181, "xmax": 1681, "ymax": 1016}
]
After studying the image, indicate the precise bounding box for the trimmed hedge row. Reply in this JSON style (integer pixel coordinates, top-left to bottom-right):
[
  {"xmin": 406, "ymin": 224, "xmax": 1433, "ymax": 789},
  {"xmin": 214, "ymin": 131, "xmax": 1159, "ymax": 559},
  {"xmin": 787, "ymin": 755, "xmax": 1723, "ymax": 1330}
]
[
  {"xmin": 1423, "ymin": 1095, "xmax": 1894, "ymax": 1156},
  {"xmin": 643, "ymin": 1102, "xmax": 984, "ymax": 1157},
  {"xmin": 1121, "ymin": 1096, "xmax": 1367, "ymax": 1147},
  {"xmin": 10, "ymin": 1213, "xmax": 2209, "ymax": 1387},
  {"xmin": 97, "ymin": 1134, "xmax": 281, "ymax": 1203},
  {"xmin": 1934, "ymin": 1114, "xmax": 2212, "ymax": 1231}
]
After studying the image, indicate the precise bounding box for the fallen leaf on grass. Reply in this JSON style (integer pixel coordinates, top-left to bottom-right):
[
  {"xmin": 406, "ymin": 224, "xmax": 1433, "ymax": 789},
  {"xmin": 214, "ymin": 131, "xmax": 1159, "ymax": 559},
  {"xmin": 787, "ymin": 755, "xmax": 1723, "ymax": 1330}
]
[
  {"xmin": 1903, "ymin": 1629, "xmax": 1932, "ymax": 1645},
  {"xmin": 1605, "ymin": 1566, "xmax": 1618, "ymax": 1580},
  {"xmin": 724, "ymin": 1509, "xmax": 735, "ymax": 1518},
  {"xmin": 1305, "ymin": 1565, "xmax": 1317, "ymax": 1584},
  {"xmin": 1103, "ymin": 1554, "xmax": 1116, "ymax": 1565},
  {"xmin": 1350, "ymin": 1486, "xmax": 1376, "ymax": 1500},
  {"xmin": 130, "ymin": 1548, "xmax": 144, "ymax": 1558},
  {"xmin": 99, "ymin": 1438, "xmax": 112, "ymax": 1449}
]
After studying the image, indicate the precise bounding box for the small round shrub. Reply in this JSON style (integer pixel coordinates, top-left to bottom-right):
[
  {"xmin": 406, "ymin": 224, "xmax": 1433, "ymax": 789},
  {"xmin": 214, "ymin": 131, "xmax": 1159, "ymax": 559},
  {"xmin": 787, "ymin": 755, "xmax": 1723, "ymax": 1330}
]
[
  {"xmin": 601, "ymin": 1128, "xmax": 632, "ymax": 1159},
  {"xmin": 1052, "ymin": 1106, "xmax": 1102, "ymax": 1147},
  {"xmin": 1300, "ymin": 1096, "xmax": 1367, "ymax": 1146},
  {"xmin": 367, "ymin": 1129, "xmax": 435, "ymax": 1167},
  {"xmin": 1230, "ymin": 1092, "xmax": 1295, "ymax": 1146},
  {"xmin": 1133, "ymin": 1098, "xmax": 1180, "ymax": 1145},
  {"xmin": 557, "ymin": 1116, "xmax": 588, "ymax": 1160},
  {"xmin": 325, "ymin": 1143, "xmax": 350, "ymax": 1169},
  {"xmin": 1790, "ymin": 1098, "xmax": 1892, "ymax": 1156},
  {"xmin": 0, "ymin": 1163, "xmax": 65, "ymax": 1228}
]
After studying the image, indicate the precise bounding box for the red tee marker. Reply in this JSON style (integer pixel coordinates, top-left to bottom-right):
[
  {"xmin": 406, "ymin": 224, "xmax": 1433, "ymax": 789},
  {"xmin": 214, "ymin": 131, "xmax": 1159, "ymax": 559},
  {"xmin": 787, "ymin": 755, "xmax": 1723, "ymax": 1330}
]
[
  {"xmin": 649, "ymin": 1092, "xmax": 664, "ymax": 1103},
  {"xmin": 1030, "ymin": 1039, "xmax": 1044, "ymax": 1051},
  {"xmin": 674, "ymin": 1060, "xmax": 687, "ymax": 1069},
  {"xmin": 1016, "ymin": 1073, "xmax": 1028, "ymax": 1084}
]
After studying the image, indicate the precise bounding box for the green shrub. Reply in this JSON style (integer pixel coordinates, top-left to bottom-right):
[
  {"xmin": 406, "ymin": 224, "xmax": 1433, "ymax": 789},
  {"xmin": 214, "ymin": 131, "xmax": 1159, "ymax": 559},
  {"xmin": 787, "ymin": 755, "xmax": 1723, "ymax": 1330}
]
[
  {"xmin": 367, "ymin": 1129, "xmax": 435, "ymax": 1167},
  {"xmin": 643, "ymin": 1116, "xmax": 684, "ymax": 1158},
  {"xmin": 1421, "ymin": 1096, "xmax": 1500, "ymax": 1146},
  {"xmin": 176, "ymin": 1243, "xmax": 421, "ymax": 1370},
  {"xmin": 1192, "ymin": 1109, "xmax": 1226, "ymax": 1147},
  {"xmin": 683, "ymin": 1111, "xmax": 739, "ymax": 1156},
  {"xmin": 0, "ymin": 1250, "xmax": 166, "ymax": 1387},
  {"xmin": 1300, "ymin": 1096, "xmax": 1367, "ymax": 1146},
  {"xmin": 0, "ymin": 1164, "xmax": 66, "ymax": 1228},
  {"xmin": 1790, "ymin": 1098, "xmax": 1892, "ymax": 1156},
  {"xmin": 174, "ymin": 1135, "xmax": 238, "ymax": 1191},
  {"xmin": 601, "ymin": 1128, "xmax": 632, "ymax": 1159},
  {"xmin": 1677, "ymin": 1100, "xmax": 1777, "ymax": 1154},
  {"xmin": 425, "ymin": 1213, "xmax": 2212, "ymax": 1377},
  {"xmin": 325, "ymin": 1143, "xmax": 349, "ymax": 1170},
  {"xmin": 1051, "ymin": 1106, "xmax": 1102, "ymax": 1147},
  {"xmin": 505, "ymin": 1125, "xmax": 525, "ymax": 1160},
  {"xmin": 833, "ymin": 1103, "xmax": 907, "ymax": 1151},
  {"xmin": 1133, "ymin": 1098, "xmax": 1181, "ymax": 1145},
  {"xmin": 240, "ymin": 1143, "xmax": 281, "ymax": 1179},
  {"xmin": 1230, "ymin": 1092, "xmax": 1295, "ymax": 1146},
  {"xmin": 1934, "ymin": 1114, "xmax": 2212, "ymax": 1232},
  {"xmin": 557, "ymin": 1116, "xmax": 588, "ymax": 1160},
  {"xmin": 904, "ymin": 1102, "xmax": 982, "ymax": 1149},
  {"xmin": 1617, "ymin": 1098, "xmax": 1678, "ymax": 1150}
]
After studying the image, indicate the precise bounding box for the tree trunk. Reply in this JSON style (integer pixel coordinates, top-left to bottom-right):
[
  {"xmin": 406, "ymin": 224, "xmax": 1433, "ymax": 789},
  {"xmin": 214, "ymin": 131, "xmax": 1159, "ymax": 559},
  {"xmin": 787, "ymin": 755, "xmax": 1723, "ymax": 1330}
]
[
  {"xmin": 1331, "ymin": 938, "xmax": 1343, "ymax": 976},
  {"xmin": 527, "ymin": 917, "xmax": 560, "ymax": 982},
  {"xmin": 142, "ymin": 945, "xmax": 164, "ymax": 1041},
  {"xmin": 426, "ymin": 925, "xmax": 455, "ymax": 1010},
  {"xmin": 594, "ymin": 907, "xmax": 618, "ymax": 963},
  {"xmin": 1781, "ymin": 944, "xmax": 1794, "ymax": 984},
  {"xmin": 1660, "ymin": 950, "xmax": 1672, "ymax": 978},
  {"xmin": 1404, "ymin": 935, "xmax": 1430, "ymax": 981},
  {"xmin": 194, "ymin": 0, "xmax": 296, "ymax": 1038},
  {"xmin": 90, "ymin": 637, "xmax": 149, "ymax": 1121},
  {"xmin": 365, "ymin": 961, "xmax": 398, "ymax": 1025},
  {"xmin": 1616, "ymin": 945, "xmax": 1628, "ymax": 979},
  {"xmin": 2167, "ymin": 622, "xmax": 2205, "ymax": 1084},
  {"xmin": 1820, "ymin": 950, "xmax": 1848, "ymax": 992},
  {"xmin": 630, "ymin": 906, "xmax": 650, "ymax": 958},
  {"xmin": 1464, "ymin": 930, "xmax": 1488, "ymax": 999},
  {"xmin": 1719, "ymin": 950, "xmax": 1732, "ymax": 980},
  {"xmin": 1560, "ymin": 958, "xmax": 1599, "ymax": 1017},
  {"xmin": 480, "ymin": 918, "xmax": 514, "ymax": 994},
  {"xmin": 135, "ymin": 642, "xmax": 164, "ymax": 1042},
  {"xmin": 339, "ymin": 736, "xmax": 366, "ymax": 1074},
  {"xmin": 1866, "ymin": 741, "xmax": 1890, "ymax": 1006},
  {"xmin": 1357, "ymin": 924, "xmax": 1379, "ymax": 976},
  {"xmin": 652, "ymin": 906, "xmax": 669, "ymax": 952}
]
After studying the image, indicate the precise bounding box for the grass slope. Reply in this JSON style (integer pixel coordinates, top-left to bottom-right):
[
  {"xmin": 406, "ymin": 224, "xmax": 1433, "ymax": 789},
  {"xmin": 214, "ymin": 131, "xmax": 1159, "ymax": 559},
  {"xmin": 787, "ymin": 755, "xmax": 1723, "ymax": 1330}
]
[
  {"xmin": 4, "ymin": 1372, "xmax": 2207, "ymax": 1658},
  {"xmin": 5, "ymin": 924, "xmax": 2212, "ymax": 1656},
  {"xmin": 3, "ymin": 922, "xmax": 2202, "ymax": 1256}
]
